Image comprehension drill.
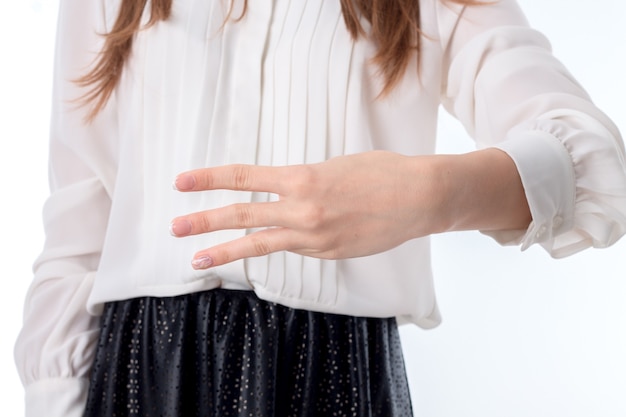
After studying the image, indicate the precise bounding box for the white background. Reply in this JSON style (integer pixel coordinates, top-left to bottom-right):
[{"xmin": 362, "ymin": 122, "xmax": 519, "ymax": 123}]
[{"xmin": 1, "ymin": 1, "xmax": 625, "ymax": 416}]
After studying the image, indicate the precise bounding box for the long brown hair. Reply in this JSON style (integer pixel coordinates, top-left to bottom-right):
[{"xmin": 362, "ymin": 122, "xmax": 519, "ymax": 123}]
[{"xmin": 78, "ymin": 0, "xmax": 474, "ymax": 120}]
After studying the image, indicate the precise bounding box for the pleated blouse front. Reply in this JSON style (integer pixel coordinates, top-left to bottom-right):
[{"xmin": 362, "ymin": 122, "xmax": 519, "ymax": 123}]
[{"xmin": 93, "ymin": 0, "xmax": 445, "ymax": 325}]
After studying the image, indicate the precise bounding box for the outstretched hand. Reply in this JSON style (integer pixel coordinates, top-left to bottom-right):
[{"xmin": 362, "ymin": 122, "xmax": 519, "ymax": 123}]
[
  {"xmin": 170, "ymin": 148, "xmax": 530, "ymax": 269},
  {"xmin": 170, "ymin": 151, "xmax": 449, "ymax": 269}
]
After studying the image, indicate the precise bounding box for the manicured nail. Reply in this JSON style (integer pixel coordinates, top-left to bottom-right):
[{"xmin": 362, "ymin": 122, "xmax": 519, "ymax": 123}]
[
  {"xmin": 192, "ymin": 256, "xmax": 214, "ymax": 269},
  {"xmin": 174, "ymin": 174, "xmax": 196, "ymax": 191},
  {"xmin": 169, "ymin": 220, "xmax": 192, "ymax": 236}
]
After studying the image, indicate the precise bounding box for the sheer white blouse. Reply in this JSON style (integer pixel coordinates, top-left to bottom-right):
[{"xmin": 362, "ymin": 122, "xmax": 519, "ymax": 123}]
[{"xmin": 15, "ymin": 0, "xmax": 626, "ymax": 415}]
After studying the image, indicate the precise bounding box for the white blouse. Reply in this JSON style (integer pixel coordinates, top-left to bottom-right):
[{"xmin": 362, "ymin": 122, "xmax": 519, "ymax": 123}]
[{"xmin": 16, "ymin": 0, "xmax": 626, "ymax": 415}]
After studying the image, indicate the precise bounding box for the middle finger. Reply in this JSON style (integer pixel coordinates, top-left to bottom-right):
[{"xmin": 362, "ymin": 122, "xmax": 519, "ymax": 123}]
[{"xmin": 170, "ymin": 201, "xmax": 289, "ymax": 237}]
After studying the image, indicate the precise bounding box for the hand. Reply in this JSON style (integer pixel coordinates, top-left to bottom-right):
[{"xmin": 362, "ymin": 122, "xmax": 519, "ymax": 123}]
[{"xmin": 170, "ymin": 151, "xmax": 447, "ymax": 269}]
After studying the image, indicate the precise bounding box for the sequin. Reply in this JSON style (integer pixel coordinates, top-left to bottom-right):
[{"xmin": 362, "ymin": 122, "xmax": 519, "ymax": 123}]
[{"xmin": 83, "ymin": 289, "xmax": 413, "ymax": 416}]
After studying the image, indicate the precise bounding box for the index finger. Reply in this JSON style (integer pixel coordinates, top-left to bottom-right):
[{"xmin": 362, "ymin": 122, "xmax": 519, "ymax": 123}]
[{"xmin": 174, "ymin": 164, "xmax": 294, "ymax": 194}]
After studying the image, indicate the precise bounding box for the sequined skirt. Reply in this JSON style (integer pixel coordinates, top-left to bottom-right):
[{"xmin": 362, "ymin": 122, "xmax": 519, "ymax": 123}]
[{"xmin": 83, "ymin": 289, "xmax": 413, "ymax": 416}]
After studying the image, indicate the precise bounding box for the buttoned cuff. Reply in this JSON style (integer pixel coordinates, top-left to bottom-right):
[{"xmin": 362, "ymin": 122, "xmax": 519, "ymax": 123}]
[{"xmin": 482, "ymin": 127, "xmax": 576, "ymax": 252}]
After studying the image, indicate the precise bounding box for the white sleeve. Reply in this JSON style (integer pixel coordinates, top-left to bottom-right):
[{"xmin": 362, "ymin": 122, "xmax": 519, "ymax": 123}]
[
  {"xmin": 14, "ymin": 0, "xmax": 117, "ymax": 416},
  {"xmin": 438, "ymin": 0, "xmax": 626, "ymax": 257}
]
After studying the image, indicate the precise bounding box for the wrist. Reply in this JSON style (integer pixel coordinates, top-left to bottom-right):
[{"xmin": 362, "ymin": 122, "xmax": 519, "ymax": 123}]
[
  {"xmin": 425, "ymin": 149, "xmax": 531, "ymax": 234},
  {"xmin": 404, "ymin": 154, "xmax": 456, "ymax": 237}
]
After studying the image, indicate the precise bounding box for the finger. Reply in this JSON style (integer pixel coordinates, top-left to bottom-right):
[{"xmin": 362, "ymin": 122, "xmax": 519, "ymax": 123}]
[
  {"xmin": 174, "ymin": 164, "xmax": 296, "ymax": 194},
  {"xmin": 170, "ymin": 201, "xmax": 288, "ymax": 237},
  {"xmin": 190, "ymin": 228, "xmax": 296, "ymax": 269}
]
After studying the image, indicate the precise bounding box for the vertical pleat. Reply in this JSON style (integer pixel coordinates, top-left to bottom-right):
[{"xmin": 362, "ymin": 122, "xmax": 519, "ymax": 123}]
[
  {"xmin": 248, "ymin": 0, "xmax": 290, "ymax": 291},
  {"xmin": 302, "ymin": 1, "xmax": 344, "ymax": 304},
  {"xmin": 247, "ymin": 0, "xmax": 353, "ymax": 304},
  {"xmin": 128, "ymin": 0, "xmax": 362, "ymax": 300},
  {"xmin": 305, "ymin": 1, "xmax": 340, "ymax": 163},
  {"xmin": 287, "ymin": 0, "xmax": 321, "ymax": 165},
  {"xmin": 206, "ymin": 5, "xmax": 236, "ymax": 168},
  {"xmin": 270, "ymin": 0, "xmax": 298, "ymax": 168},
  {"xmin": 283, "ymin": 0, "xmax": 314, "ymax": 300}
]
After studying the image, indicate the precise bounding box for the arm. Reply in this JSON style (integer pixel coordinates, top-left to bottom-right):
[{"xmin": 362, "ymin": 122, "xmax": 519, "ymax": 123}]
[
  {"xmin": 439, "ymin": 0, "xmax": 626, "ymax": 256},
  {"xmin": 14, "ymin": 1, "xmax": 116, "ymax": 415},
  {"xmin": 169, "ymin": 0, "xmax": 626, "ymax": 266},
  {"xmin": 169, "ymin": 148, "xmax": 530, "ymax": 268}
]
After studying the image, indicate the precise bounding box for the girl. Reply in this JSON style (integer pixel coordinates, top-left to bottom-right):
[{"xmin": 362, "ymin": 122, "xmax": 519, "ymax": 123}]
[{"xmin": 16, "ymin": 0, "xmax": 626, "ymax": 416}]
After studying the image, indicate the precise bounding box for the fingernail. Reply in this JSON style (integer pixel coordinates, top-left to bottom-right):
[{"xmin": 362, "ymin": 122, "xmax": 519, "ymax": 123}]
[
  {"xmin": 192, "ymin": 256, "xmax": 213, "ymax": 269},
  {"xmin": 169, "ymin": 220, "xmax": 192, "ymax": 236},
  {"xmin": 174, "ymin": 174, "xmax": 196, "ymax": 191}
]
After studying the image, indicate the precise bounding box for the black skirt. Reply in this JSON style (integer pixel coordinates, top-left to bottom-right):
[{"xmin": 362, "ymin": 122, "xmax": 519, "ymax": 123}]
[{"xmin": 83, "ymin": 289, "xmax": 414, "ymax": 417}]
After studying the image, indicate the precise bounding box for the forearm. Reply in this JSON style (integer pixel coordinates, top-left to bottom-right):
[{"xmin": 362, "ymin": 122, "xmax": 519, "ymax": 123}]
[{"xmin": 425, "ymin": 148, "xmax": 531, "ymax": 234}]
